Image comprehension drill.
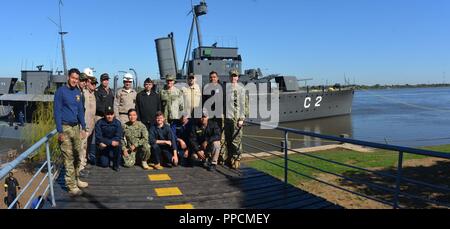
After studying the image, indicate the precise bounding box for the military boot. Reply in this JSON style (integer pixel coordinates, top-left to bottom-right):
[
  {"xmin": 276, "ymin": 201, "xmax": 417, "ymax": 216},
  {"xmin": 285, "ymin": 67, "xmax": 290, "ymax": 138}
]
[
  {"xmin": 69, "ymin": 187, "xmax": 83, "ymax": 196},
  {"xmin": 231, "ymin": 158, "xmax": 240, "ymax": 170},
  {"xmin": 77, "ymin": 179, "xmax": 89, "ymax": 188},
  {"xmin": 142, "ymin": 161, "xmax": 153, "ymax": 170}
]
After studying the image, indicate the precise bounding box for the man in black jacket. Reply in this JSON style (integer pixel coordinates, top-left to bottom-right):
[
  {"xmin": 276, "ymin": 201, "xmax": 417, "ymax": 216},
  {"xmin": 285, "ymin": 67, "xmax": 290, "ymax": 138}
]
[
  {"xmin": 95, "ymin": 73, "xmax": 115, "ymax": 121},
  {"xmin": 136, "ymin": 78, "xmax": 161, "ymax": 130},
  {"xmin": 189, "ymin": 112, "xmax": 221, "ymax": 171}
]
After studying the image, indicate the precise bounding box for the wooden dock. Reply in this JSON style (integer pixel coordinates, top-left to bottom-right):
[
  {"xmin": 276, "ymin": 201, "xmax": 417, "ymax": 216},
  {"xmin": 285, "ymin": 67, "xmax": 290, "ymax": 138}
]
[{"xmin": 50, "ymin": 164, "xmax": 341, "ymax": 209}]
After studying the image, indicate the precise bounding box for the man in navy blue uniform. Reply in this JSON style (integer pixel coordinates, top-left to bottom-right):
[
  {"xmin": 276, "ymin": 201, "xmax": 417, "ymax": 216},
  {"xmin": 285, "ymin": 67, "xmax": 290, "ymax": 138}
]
[
  {"xmin": 149, "ymin": 111, "xmax": 178, "ymax": 169},
  {"xmin": 53, "ymin": 68, "xmax": 88, "ymax": 196},
  {"xmin": 95, "ymin": 106, "xmax": 123, "ymax": 171},
  {"xmin": 170, "ymin": 112, "xmax": 192, "ymax": 164}
]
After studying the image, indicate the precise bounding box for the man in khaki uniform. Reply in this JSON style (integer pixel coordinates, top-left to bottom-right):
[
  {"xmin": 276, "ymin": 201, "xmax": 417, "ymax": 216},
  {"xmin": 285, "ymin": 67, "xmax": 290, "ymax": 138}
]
[
  {"xmin": 122, "ymin": 109, "xmax": 152, "ymax": 170},
  {"xmin": 181, "ymin": 74, "xmax": 202, "ymax": 118},
  {"xmin": 114, "ymin": 73, "xmax": 137, "ymax": 124},
  {"xmin": 79, "ymin": 76, "xmax": 97, "ymax": 173},
  {"xmin": 224, "ymin": 70, "xmax": 248, "ymax": 169},
  {"xmin": 160, "ymin": 74, "xmax": 184, "ymax": 123}
]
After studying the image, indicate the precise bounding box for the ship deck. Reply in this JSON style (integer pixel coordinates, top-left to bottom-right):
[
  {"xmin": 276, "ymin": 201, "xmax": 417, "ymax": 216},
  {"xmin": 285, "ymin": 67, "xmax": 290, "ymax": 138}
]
[{"xmin": 49, "ymin": 164, "xmax": 341, "ymax": 209}]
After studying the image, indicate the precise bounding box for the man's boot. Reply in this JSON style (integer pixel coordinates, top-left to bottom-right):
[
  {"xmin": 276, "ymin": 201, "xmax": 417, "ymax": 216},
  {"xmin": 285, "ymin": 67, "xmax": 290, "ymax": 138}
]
[
  {"xmin": 142, "ymin": 161, "xmax": 153, "ymax": 170},
  {"xmin": 77, "ymin": 179, "xmax": 89, "ymax": 188},
  {"xmin": 69, "ymin": 187, "xmax": 83, "ymax": 196}
]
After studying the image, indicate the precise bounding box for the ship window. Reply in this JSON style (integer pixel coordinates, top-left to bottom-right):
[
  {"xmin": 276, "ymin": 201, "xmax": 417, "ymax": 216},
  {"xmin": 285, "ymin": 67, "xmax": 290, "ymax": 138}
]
[
  {"xmin": 209, "ymin": 63, "xmax": 212, "ymax": 66},
  {"xmin": 197, "ymin": 63, "xmax": 201, "ymax": 65}
]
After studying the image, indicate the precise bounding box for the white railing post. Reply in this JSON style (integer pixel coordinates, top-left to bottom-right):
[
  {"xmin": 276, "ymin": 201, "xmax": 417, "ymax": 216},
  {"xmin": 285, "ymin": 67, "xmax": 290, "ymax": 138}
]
[{"xmin": 46, "ymin": 141, "xmax": 56, "ymax": 207}]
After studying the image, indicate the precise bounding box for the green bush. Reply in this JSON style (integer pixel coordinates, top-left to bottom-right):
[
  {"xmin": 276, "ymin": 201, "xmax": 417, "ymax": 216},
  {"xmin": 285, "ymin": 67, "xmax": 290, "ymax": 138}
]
[{"xmin": 23, "ymin": 102, "xmax": 60, "ymax": 162}]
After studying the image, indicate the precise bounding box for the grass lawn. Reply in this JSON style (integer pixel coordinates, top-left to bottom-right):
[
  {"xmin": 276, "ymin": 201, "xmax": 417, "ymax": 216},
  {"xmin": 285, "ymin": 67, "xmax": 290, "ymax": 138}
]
[{"xmin": 244, "ymin": 144, "xmax": 450, "ymax": 186}]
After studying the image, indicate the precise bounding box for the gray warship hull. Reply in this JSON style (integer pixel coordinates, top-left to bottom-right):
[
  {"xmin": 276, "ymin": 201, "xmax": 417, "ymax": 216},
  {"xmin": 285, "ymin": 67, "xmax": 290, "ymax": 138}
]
[{"xmin": 249, "ymin": 88, "xmax": 354, "ymax": 123}]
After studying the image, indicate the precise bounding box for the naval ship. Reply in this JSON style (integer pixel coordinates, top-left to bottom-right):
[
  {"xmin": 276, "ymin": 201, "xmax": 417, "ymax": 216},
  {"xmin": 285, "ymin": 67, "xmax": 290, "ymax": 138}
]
[{"xmin": 154, "ymin": 1, "xmax": 354, "ymax": 123}]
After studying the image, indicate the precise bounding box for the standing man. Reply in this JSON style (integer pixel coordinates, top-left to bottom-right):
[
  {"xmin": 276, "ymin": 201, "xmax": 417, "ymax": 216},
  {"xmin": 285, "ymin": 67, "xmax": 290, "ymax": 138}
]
[
  {"xmin": 4, "ymin": 171, "xmax": 21, "ymax": 209},
  {"xmin": 95, "ymin": 106, "xmax": 123, "ymax": 172},
  {"xmin": 135, "ymin": 78, "xmax": 161, "ymax": 130},
  {"xmin": 203, "ymin": 71, "xmax": 225, "ymax": 164},
  {"xmin": 122, "ymin": 109, "xmax": 152, "ymax": 170},
  {"xmin": 160, "ymin": 74, "xmax": 184, "ymax": 123},
  {"xmin": 18, "ymin": 111, "xmax": 25, "ymax": 127},
  {"xmin": 224, "ymin": 70, "xmax": 248, "ymax": 170},
  {"xmin": 149, "ymin": 111, "xmax": 178, "ymax": 169},
  {"xmin": 8, "ymin": 111, "xmax": 14, "ymax": 127},
  {"xmin": 95, "ymin": 73, "xmax": 114, "ymax": 122},
  {"xmin": 114, "ymin": 73, "xmax": 137, "ymax": 124},
  {"xmin": 181, "ymin": 73, "xmax": 202, "ymax": 118},
  {"xmin": 189, "ymin": 112, "xmax": 221, "ymax": 172},
  {"xmin": 79, "ymin": 76, "xmax": 97, "ymax": 173},
  {"xmin": 54, "ymin": 68, "xmax": 89, "ymax": 196}
]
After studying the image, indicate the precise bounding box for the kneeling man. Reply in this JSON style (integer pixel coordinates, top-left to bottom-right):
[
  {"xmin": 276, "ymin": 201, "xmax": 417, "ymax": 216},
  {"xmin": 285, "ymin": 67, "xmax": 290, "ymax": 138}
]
[
  {"xmin": 95, "ymin": 106, "xmax": 123, "ymax": 171},
  {"xmin": 189, "ymin": 112, "xmax": 221, "ymax": 171},
  {"xmin": 122, "ymin": 109, "xmax": 152, "ymax": 170},
  {"xmin": 149, "ymin": 112, "xmax": 178, "ymax": 169}
]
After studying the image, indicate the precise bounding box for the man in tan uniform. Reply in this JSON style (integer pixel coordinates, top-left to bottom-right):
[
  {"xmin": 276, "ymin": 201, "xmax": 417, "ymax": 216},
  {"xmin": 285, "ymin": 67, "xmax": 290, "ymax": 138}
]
[
  {"xmin": 114, "ymin": 73, "xmax": 137, "ymax": 124},
  {"xmin": 181, "ymin": 73, "xmax": 202, "ymax": 118},
  {"xmin": 79, "ymin": 76, "xmax": 97, "ymax": 173}
]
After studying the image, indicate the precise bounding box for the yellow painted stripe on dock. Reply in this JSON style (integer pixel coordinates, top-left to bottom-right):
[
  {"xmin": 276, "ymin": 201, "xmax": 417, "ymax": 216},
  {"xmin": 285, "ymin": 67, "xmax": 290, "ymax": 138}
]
[
  {"xmin": 155, "ymin": 187, "xmax": 183, "ymax": 197},
  {"xmin": 165, "ymin": 204, "xmax": 194, "ymax": 209},
  {"xmin": 148, "ymin": 174, "xmax": 171, "ymax": 181}
]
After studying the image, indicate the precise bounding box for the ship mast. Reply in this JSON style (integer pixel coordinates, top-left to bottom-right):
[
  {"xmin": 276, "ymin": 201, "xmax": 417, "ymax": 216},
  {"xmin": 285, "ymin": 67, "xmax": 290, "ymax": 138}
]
[
  {"xmin": 58, "ymin": 0, "xmax": 68, "ymax": 76},
  {"xmin": 181, "ymin": 0, "xmax": 208, "ymax": 75},
  {"xmin": 49, "ymin": 0, "xmax": 68, "ymax": 76}
]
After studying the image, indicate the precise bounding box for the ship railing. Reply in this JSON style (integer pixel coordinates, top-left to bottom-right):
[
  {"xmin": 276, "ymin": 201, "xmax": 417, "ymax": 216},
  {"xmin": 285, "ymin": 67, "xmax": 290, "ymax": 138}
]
[
  {"xmin": 244, "ymin": 121, "xmax": 450, "ymax": 209},
  {"xmin": 0, "ymin": 129, "xmax": 59, "ymax": 209}
]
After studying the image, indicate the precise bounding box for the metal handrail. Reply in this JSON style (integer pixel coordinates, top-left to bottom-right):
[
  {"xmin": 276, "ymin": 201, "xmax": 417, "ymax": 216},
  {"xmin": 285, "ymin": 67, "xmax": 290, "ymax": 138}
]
[
  {"xmin": 246, "ymin": 134, "xmax": 450, "ymax": 192},
  {"xmin": 245, "ymin": 121, "xmax": 450, "ymax": 209},
  {"xmin": 0, "ymin": 129, "xmax": 58, "ymax": 209},
  {"xmin": 247, "ymin": 121, "xmax": 450, "ymax": 159}
]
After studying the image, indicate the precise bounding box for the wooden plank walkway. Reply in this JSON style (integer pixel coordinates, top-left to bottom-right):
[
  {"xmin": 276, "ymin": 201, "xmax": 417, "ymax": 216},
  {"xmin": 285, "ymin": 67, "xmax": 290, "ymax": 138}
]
[{"xmin": 49, "ymin": 164, "xmax": 342, "ymax": 209}]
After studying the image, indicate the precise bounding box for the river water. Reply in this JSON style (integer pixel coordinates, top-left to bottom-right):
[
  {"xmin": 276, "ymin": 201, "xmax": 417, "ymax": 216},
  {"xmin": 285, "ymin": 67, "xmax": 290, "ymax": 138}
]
[{"xmin": 245, "ymin": 87, "xmax": 450, "ymax": 149}]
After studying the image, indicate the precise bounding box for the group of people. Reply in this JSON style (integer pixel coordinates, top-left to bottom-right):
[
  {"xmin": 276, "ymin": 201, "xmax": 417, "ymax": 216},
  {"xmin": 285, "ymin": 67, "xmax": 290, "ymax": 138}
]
[
  {"xmin": 53, "ymin": 68, "xmax": 247, "ymax": 196},
  {"xmin": 7, "ymin": 110, "xmax": 25, "ymax": 127}
]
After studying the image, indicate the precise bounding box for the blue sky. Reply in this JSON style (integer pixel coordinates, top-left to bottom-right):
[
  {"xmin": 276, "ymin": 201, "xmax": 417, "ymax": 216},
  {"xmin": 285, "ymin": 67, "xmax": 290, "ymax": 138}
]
[{"xmin": 0, "ymin": 0, "xmax": 449, "ymax": 85}]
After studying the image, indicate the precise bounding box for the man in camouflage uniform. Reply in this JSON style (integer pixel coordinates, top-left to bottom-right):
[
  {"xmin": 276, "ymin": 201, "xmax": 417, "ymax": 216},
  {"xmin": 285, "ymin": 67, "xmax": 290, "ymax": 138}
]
[
  {"xmin": 79, "ymin": 76, "xmax": 97, "ymax": 173},
  {"xmin": 54, "ymin": 68, "xmax": 88, "ymax": 196},
  {"xmin": 181, "ymin": 73, "xmax": 202, "ymax": 118},
  {"xmin": 160, "ymin": 74, "xmax": 184, "ymax": 123},
  {"xmin": 224, "ymin": 70, "xmax": 248, "ymax": 169},
  {"xmin": 114, "ymin": 73, "xmax": 137, "ymax": 124},
  {"xmin": 121, "ymin": 109, "xmax": 152, "ymax": 170}
]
